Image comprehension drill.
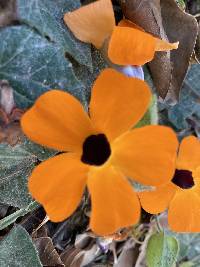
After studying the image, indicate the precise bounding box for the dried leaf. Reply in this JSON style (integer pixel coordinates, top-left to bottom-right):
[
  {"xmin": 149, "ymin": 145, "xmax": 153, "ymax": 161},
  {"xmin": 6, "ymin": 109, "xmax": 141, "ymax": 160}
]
[
  {"xmin": 0, "ymin": 80, "xmax": 15, "ymax": 115},
  {"xmin": 0, "ymin": 203, "xmax": 9, "ymax": 219},
  {"xmin": 121, "ymin": 0, "xmax": 198, "ymax": 99},
  {"xmin": 34, "ymin": 237, "xmax": 64, "ymax": 266},
  {"xmin": 195, "ymin": 23, "xmax": 200, "ymax": 62},
  {"xmin": 0, "ymin": 122, "xmax": 23, "ymax": 146},
  {"xmin": 0, "ymin": 0, "xmax": 16, "ymax": 27},
  {"xmin": 114, "ymin": 239, "xmax": 137, "ymax": 267}
]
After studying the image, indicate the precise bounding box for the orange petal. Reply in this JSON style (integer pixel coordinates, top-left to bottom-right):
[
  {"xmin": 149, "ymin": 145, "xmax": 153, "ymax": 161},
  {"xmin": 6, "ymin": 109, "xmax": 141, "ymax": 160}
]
[
  {"xmin": 108, "ymin": 26, "xmax": 156, "ymax": 65},
  {"xmin": 118, "ymin": 19, "xmax": 179, "ymax": 52},
  {"xmin": 177, "ymin": 136, "xmax": 200, "ymax": 171},
  {"xmin": 89, "ymin": 68, "xmax": 151, "ymax": 141},
  {"xmin": 87, "ymin": 164, "xmax": 140, "ymax": 236},
  {"xmin": 138, "ymin": 183, "xmax": 177, "ymax": 214},
  {"xmin": 112, "ymin": 125, "xmax": 178, "ymax": 186},
  {"xmin": 21, "ymin": 90, "xmax": 94, "ymax": 152},
  {"xmin": 155, "ymin": 38, "xmax": 179, "ymax": 51},
  {"xmin": 64, "ymin": 0, "xmax": 115, "ymax": 48},
  {"xmin": 108, "ymin": 26, "xmax": 178, "ymax": 66},
  {"xmin": 29, "ymin": 153, "xmax": 88, "ymax": 222},
  {"xmin": 168, "ymin": 190, "xmax": 200, "ymax": 232}
]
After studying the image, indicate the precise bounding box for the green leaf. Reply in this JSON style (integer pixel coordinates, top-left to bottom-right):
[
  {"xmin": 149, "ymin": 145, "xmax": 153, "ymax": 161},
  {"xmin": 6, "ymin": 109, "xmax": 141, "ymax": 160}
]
[
  {"xmin": 74, "ymin": 48, "xmax": 108, "ymax": 103},
  {"xmin": 0, "ymin": 25, "xmax": 86, "ymax": 109},
  {"xmin": 0, "ymin": 225, "xmax": 42, "ymax": 267},
  {"xmin": 179, "ymin": 262, "xmax": 195, "ymax": 267},
  {"xmin": 21, "ymin": 137, "xmax": 57, "ymax": 161},
  {"xmin": 17, "ymin": 0, "xmax": 92, "ymax": 68},
  {"xmin": 0, "ymin": 144, "xmax": 36, "ymax": 208},
  {"xmin": 135, "ymin": 95, "xmax": 158, "ymax": 128},
  {"xmin": 176, "ymin": 0, "xmax": 185, "ymax": 10},
  {"xmin": 0, "ymin": 201, "xmax": 39, "ymax": 231},
  {"xmin": 146, "ymin": 232, "xmax": 179, "ymax": 267},
  {"xmin": 168, "ymin": 64, "xmax": 200, "ymax": 131}
]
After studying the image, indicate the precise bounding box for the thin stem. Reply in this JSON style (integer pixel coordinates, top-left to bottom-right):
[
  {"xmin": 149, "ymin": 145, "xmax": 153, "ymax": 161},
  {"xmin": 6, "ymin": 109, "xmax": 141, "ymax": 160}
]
[{"xmin": 155, "ymin": 216, "xmax": 162, "ymax": 232}]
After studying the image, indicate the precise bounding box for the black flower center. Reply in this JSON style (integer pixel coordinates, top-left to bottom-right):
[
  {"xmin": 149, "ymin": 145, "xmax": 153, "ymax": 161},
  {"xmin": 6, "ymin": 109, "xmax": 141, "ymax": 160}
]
[
  {"xmin": 172, "ymin": 169, "xmax": 195, "ymax": 189},
  {"xmin": 81, "ymin": 134, "xmax": 111, "ymax": 166}
]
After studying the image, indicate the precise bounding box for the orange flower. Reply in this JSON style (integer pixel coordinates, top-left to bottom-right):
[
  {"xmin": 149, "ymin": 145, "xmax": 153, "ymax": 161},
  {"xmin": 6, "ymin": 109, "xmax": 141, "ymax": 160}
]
[
  {"xmin": 139, "ymin": 136, "xmax": 200, "ymax": 232},
  {"xmin": 64, "ymin": 0, "xmax": 178, "ymax": 66},
  {"xmin": 21, "ymin": 69, "xmax": 178, "ymax": 236}
]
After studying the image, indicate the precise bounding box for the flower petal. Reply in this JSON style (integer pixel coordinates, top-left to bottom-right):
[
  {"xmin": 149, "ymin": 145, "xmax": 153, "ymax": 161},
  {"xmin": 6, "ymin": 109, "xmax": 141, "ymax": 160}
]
[
  {"xmin": 118, "ymin": 19, "xmax": 179, "ymax": 51},
  {"xmin": 108, "ymin": 26, "xmax": 156, "ymax": 66},
  {"xmin": 155, "ymin": 39, "xmax": 179, "ymax": 51},
  {"xmin": 89, "ymin": 69, "xmax": 151, "ymax": 141},
  {"xmin": 87, "ymin": 164, "xmax": 140, "ymax": 235},
  {"xmin": 108, "ymin": 26, "xmax": 178, "ymax": 66},
  {"xmin": 29, "ymin": 153, "xmax": 89, "ymax": 222},
  {"xmin": 138, "ymin": 183, "xmax": 177, "ymax": 214},
  {"xmin": 112, "ymin": 125, "xmax": 178, "ymax": 186},
  {"xmin": 168, "ymin": 190, "xmax": 200, "ymax": 232},
  {"xmin": 177, "ymin": 136, "xmax": 200, "ymax": 171},
  {"xmin": 64, "ymin": 0, "xmax": 115, "ymax": 48},
  {"xmin": 21, "ymin": 90, "xmax": 94, "ymax": 152}
]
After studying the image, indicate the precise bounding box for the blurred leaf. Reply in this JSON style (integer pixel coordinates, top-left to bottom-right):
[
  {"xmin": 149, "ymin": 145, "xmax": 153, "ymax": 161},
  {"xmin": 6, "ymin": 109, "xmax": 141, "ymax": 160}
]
[
  {"xmin": 0, "ymin": 201, "xmax": 39, "ymax": 230},
  {"xmin": 167, "ymin": 232, "xmax": 200, "ymax": 261},
  {"xmin": 0, "ymin": 25, "xmax": 86, "ymax": 109},
  {"xmin": 0, "ymin": 225, "xmax": 42, "ymax": 267},
  {"xmin": 176, "ymin": 0, "xmax": 186, "ymax": 10},
  {"xmin": 146, "ymin": 232, "xmax": 179, "ymax": 267},
  {"xmin": 0, "ymin": 143, "xmax": 36, "ymax": 208},
  {"xmin": 179, "ymin": 262, "xmax": 195, "ymax": 267},
  {"xmin": 17, "ymin": 0, "xmax": 92, "ymax": 69},
  {"xmin": 168, "ymin": 64, "xmax": 200, "ymax": 131},
  {"xmin": 135, "ymin": 95, "xmax": 158, "ymax": 128}
]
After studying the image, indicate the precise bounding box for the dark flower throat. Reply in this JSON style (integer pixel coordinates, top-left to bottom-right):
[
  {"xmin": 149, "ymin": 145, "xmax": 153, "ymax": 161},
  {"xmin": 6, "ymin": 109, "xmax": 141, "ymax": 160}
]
[
  {"xmin": 81, "ymin": 134, "xmax": 111, "ymax": 166},
  {"xmin": 172, "ymin": 169, "xmax": 194, "ymax": 189}
]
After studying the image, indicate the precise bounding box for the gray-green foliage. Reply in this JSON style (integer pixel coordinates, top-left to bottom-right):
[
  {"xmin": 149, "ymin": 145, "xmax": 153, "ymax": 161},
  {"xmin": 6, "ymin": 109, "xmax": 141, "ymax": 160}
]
[
  {"xmin": 17, "ymin": 0, "xmax": 92, "ymax": 68},
  {"xmin": 0, "ymin": 26, "xmax": 87, "ymax": 109},
  {"xmin": 168, "ymin": 64, "xmax": 200, "ymax": 132},
  {"xmin": 0, "ymin": 201, "xmax": 39, "ymax": 231},
  {"xmin": 0, "ymin": 136, "xmax": 58, "ymax": 208},
  {"xmin": 171, "ymin": 232, "xmax": 200, "ymax": 267},
  {"xmin": 0, "ymin": 144, "xmax": 36, "ymax": 208},
  {"xmin": 146, "ymin": 232, "xmax": 179, "ymax": 267},
  {"xmin": 0, "ymin": 225, "xmax": 42, "ymax": 267}
]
